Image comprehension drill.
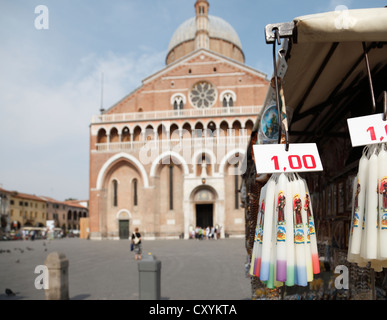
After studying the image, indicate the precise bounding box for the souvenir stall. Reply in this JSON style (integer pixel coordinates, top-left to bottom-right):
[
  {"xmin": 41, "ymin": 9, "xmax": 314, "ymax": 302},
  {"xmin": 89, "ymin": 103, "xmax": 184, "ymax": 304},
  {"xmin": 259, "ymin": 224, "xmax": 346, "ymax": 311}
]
[{"xmin": 241, "ymin": 7, "xmax": 387, "ymax": 300}]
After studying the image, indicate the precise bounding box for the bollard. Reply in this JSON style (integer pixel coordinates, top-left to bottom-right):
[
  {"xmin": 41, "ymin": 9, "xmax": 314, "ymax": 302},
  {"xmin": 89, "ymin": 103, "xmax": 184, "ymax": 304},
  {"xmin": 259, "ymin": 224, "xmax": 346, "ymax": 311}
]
[
  {"xmin": 138, "ymin": 254, "xmax": 161, "ymax": 300},
  {"xmin": 44, "ymin": 252, "xmax": 69, "ymax": 300}
]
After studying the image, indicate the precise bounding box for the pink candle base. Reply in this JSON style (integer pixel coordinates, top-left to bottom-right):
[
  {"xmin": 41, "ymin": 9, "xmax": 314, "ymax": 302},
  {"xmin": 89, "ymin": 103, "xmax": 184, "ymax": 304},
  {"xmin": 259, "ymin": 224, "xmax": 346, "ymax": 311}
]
[
  {"xmin": 312, "ymin": 254, "xmax": 320, "ymax": 274},
  {"xmin": 254, "ymin": 258, "xmax": 261, "ymax": 277}
]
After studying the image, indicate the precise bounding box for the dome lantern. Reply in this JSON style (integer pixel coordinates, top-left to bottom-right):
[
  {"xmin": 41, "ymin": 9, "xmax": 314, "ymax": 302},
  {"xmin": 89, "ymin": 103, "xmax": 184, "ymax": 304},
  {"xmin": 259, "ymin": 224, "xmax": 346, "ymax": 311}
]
[
  {"xmin": 194, "ymin": 0, "xmax": 210, "ymax": 50},
  {"xmin": 166, "ymin": 1, "xmax": 245, "ymax": 65}
]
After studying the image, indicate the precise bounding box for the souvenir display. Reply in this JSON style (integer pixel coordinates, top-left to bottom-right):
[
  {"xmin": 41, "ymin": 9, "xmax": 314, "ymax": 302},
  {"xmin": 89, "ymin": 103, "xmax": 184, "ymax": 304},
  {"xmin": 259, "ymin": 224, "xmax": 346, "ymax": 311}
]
[
  {"xmin": 348, "ymin": 143, "xmax": 387, "ymax": 271},
  {"xmin": 249, "ymin": 173, "xmax": 320, "ymax": 288}
]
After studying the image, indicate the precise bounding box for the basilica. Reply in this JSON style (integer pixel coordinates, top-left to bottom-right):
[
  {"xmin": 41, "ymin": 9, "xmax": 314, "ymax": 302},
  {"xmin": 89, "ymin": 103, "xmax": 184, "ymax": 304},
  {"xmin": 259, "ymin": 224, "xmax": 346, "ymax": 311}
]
[{"xmin": 88, "ymin": 0, "xmax": 269, "ymax": 240}]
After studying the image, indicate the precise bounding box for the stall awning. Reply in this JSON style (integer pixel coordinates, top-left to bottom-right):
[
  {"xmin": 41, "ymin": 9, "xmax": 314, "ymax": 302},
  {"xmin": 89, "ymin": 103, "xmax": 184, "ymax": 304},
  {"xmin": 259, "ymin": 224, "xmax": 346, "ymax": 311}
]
[
  {"xmin": 270, "ymin": 7, "xmax": 387, "ymax": 143},
  {"xmin": 294, "ymin": 8, "xmax": 387, "ymax": 43}
]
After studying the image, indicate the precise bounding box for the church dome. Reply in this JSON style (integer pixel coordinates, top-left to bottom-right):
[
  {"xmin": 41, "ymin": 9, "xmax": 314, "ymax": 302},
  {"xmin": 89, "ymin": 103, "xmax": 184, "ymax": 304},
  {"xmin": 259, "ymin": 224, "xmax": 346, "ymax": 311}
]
[
  {"xmin": 168, "ymin": 15, "xmax": 242, "ymax": 52},
  {"xmin": 166, "ymin": 15, "xmax": 245, "ymax": 65}
]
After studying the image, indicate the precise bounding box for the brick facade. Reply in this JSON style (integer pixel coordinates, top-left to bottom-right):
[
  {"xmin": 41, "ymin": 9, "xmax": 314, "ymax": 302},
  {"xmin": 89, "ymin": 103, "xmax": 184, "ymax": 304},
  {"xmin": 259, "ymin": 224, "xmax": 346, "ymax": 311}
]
[{"xmin": 88, "ymin": 1, "xmax": 269, "ymax": 240}]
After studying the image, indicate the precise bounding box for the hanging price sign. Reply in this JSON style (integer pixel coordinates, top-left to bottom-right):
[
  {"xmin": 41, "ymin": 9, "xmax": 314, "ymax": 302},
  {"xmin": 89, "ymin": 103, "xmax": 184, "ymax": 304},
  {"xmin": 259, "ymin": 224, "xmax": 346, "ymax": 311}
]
[
  {"xmin": 252, "ymin": 143, "xmax": 323, "ymax": 174},
  {"xmin": 347, "ymin": 113, "xmax": 387, "ymax": 147}
]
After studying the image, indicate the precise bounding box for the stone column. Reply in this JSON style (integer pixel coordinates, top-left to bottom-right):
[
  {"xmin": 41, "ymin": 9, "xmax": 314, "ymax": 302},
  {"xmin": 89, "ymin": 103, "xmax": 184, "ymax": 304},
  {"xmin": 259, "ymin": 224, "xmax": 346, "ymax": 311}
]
[{"xmin": 44, "ymin": 252, "xmax": 69, "ymax": 300}]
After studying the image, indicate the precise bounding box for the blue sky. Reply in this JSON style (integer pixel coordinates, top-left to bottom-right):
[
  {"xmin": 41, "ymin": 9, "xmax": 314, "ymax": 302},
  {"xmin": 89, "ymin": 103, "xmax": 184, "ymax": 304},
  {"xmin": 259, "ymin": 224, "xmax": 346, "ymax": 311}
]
[{"xmin": 0, "ymin": 0, "xmax": 383, "ymax": 201}]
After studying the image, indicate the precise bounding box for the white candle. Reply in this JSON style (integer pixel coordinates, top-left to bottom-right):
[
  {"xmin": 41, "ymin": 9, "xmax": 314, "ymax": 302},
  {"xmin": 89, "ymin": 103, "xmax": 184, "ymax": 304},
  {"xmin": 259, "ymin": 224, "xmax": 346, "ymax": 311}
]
[
  {"xmin": 350, "ymin": 154, "xmax": 369, "ymax": 255},
  {"xmin": 249, "ymin": 219, "xmax": 260, "ymax": 276},
  {"xmin": 256, "ymin": 184, "xmax": 268, "ymax": 277},
  {"xmin": 302, "ymin": 178, "xmax": 320, "ymax": 275},
  {"xmin": 250, "ymin": 184, "xmax": 267, "ymax": 277},
  {"xmin": 275, "ymin": 173, "xmax": 287, "ymax": 282},
  {"xmin": 285, "ymin": 173, "xmax": 295, "ymax": 286},
  {"xmin": 267, "ymin": 206, "xmax": 277, "ymax": 289},
  {"xmin": 360, "ymin": 194, "xmax": 368, "ymax": 262},
  {"xmin": 347, "ymin": 175, "xmax": 358, "ymax": 263},
  {"xmin": 249, "ymin": 194, "xmax": 261, "ymax": 276},
  {"xmin": 378, "ymin": 144, "xmax": 387, "ymax": 259},
  {"xmin": 292, "ymin": 176, "xmax": 307, "ymax": 286},
  {"xmin": 259, "ymin": 175, "xmax": 277, "ymax": 282},
  {"xmin": 298, "ymin": 177, "xmax": 313, "ymax": 282},
  {"xmin": 366, "ymin": 151, "xmax": 378, "ymax": 260}
]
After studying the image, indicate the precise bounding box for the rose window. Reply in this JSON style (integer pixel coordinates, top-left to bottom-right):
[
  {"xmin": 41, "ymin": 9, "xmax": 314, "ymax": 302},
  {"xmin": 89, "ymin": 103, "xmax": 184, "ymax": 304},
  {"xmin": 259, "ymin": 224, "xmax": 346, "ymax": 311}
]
[{"xmin": 190, "ymin": 81, "xmax": 217, "ymax": 108}]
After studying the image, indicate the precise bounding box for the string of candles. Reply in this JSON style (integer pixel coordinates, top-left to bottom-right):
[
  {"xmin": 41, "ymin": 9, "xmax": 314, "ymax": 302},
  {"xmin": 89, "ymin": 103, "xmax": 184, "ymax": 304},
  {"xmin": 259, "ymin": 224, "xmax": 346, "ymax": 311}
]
[
  {"xmin": 347, "ymin": 143, "xmax": 387, "ymax": 271},
  {"xmin": 249, "ymin": 173, "xmax": 320, "ymax": 288}
]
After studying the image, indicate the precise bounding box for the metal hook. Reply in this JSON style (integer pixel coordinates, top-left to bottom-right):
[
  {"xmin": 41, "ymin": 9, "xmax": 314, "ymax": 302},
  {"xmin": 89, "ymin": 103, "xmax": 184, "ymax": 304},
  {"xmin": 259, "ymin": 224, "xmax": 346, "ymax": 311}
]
[
  {"xmin": 274, "ymin": 28, "xmax": 281, "ymax": 45},
  {"xmin": 284, "ymin": 127, "xmax": 289, "ymax": 152},
  {"xmin": 378, "ymin": 90, "xmax": 387, "ymax": 121}
]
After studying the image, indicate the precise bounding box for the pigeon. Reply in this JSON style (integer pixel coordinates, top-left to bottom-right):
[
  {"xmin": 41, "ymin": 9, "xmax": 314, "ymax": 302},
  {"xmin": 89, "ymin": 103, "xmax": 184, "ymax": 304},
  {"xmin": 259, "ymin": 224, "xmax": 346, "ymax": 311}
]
[
  {"xmin": 15, "ymin": 259, "xmax": 20, "ymax": 263},
  {"xmin": 26, "ymin": 247, "xmax": 33, "ymax": 251},
  {"xmin": 5, "ymin": 288, "xmax": 15, "ymax": 296}
]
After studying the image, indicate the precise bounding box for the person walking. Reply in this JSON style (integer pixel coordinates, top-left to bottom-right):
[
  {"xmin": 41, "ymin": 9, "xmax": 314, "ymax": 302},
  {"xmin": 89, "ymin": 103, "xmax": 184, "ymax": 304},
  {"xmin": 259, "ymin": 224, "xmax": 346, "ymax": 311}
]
[
  {"xmin": 211, "ymin": 226, "xmax": 216, "ymax": 240},
  {"xmin": 131, "ymin": 228, "xmax": 142, "ymax": 260}
]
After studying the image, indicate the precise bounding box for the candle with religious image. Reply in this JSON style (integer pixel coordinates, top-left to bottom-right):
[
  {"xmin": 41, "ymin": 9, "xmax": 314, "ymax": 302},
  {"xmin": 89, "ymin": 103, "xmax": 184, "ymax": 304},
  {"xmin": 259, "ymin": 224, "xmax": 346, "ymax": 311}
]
[
  {"xmin": 360, "ymin": 198, "xmax": 368, "ymax": 262},
  {"xmin": 347, "ymin": 175, "xmax": 359, "ymax": 263},
  {"xmin": 366, "ymin": 150, "xmax": 378, "ymax": 260},
  {"xmin": 249, "ymin": 200, "xmax": 260, "ymax": 276},
  {"xmin": 285, "ymin": 173, "xmax": 295, "ymax": 286},
  {"xmin": 259, "ymin": 175, "xmax": 277, "ymax": 282},
  {"xmin": 298, "ymin": 177, "xmax": 313, "ymax": 282},
  {"xmin": 266, "ymin": 212, "xmax": 276, "ymax": 289},
  {"xmin": 255, "ymin": 185, "xmax": 267, "ymax": 277},
  {"xmin": 292, "ymin": 177, "xmax": 307, "ymax": 286},
  {"xmin": 378, "ymin": 144, "xmax": 387, "ymax": 259},
  {"xmin": 302, "ymin": 179, "xmax": 320, "ymax": 275},
  {"xmin": 275, "ymin": 173, "xmax": 287, "ymax": 282},
  {"xmin": 350, "ymin": 154, "xmax": 368, "ymax": 255},
  {"xmin": 250, "ymin": 184, "xmax": 267, "ymax": 277},
  {"xmin": 249, "ymin": 224, "xmax": 260, "ymax": 276}
]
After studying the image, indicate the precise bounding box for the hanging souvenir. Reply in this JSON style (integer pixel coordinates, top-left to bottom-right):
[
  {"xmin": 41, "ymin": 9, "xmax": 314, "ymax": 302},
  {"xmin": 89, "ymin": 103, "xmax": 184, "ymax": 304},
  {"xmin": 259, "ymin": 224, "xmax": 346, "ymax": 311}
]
[
  {"xmin": 249, "ymin": 183, "xmax": 267, "ymax": 277},
  {"xmin": 379, "ymin": 145, "xmax": 387, "ymax": 259},
  {"xmin": 347, "ymin": 143, "xmax": 387, "ymax": 270},
  {"xmin": 259, "ymin": 175, "xmax": 276, "ymax": 282},
  {"xmin": 249, "ymin": 172, "xmax": 320, "ymax": 288}
]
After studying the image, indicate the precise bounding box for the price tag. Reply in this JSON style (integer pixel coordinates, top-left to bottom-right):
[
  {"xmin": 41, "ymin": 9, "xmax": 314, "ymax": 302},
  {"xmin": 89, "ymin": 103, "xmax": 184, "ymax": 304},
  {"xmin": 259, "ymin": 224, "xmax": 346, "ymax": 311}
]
[
  {"xmin": 252, "ymin": 143, "xmax": 323, "ymax": 174},
  {"xmin": 347, "ymin": 113, "xmax": 387, "ymax": 147}
]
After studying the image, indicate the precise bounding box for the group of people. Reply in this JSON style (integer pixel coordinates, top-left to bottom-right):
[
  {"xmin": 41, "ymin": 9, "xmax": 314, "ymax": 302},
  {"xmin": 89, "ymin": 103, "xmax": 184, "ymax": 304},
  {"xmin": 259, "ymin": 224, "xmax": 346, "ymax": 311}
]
[{"xmin": 190, "ymin": 226, "xmax": 220, "ymax": 240}]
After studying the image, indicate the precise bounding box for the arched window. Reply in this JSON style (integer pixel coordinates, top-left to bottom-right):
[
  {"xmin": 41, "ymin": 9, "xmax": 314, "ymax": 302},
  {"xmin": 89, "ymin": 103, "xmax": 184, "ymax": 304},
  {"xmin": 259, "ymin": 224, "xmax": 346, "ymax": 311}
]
[
  {"xmin": 220, "ymin": 91, "xmax": 236, "ymax": 108},
  {"xmin": 110, "ymin": 128, "xmax": 119, "ymax": 143},
  {"xmin": 122, "ymin": 127, "xmax": 130, "ymax": 142},
  {"xmin": 172, "ymin": 94, "xmax": 185, "ymax": 113},
  {"xmin": 112, "ymin": 180, "xmax": 118, "ymax": 207},
  {"xmin": 194, "ymin": 122, "xmax": 204, "ymax": 138},
  {"xmin": 97, "ymin": 128, "xmax": 107, "ymax": 143},
  {"xmin": 173, "ymin": 100, "xmax": 184, "ymax": 110},
  {"xmin": 133, "ymin": 179, "xmax": 138, "ymax": 207},
  {"xmin": 207, "ymin": 121, "xmax": 216, "ymax": 137},
  {"xmin": 222, "ymin": 94, "xmax": 234, "ymax": 107}
]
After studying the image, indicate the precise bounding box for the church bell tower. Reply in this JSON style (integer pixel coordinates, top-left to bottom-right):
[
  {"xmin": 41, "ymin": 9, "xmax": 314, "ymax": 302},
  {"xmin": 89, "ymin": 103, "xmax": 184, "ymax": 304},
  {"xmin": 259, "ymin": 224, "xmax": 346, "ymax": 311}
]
[{"xmin": 194, "ymin": 0, "xmax": 210, "ymax": 50}]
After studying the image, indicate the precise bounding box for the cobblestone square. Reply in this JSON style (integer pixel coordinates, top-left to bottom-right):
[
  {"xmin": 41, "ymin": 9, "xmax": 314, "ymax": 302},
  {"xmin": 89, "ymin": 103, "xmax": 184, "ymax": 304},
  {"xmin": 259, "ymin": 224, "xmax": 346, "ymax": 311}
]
[{"xmin": 0, "ymin": 238, "xmax": 251, "ymax": 300}]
